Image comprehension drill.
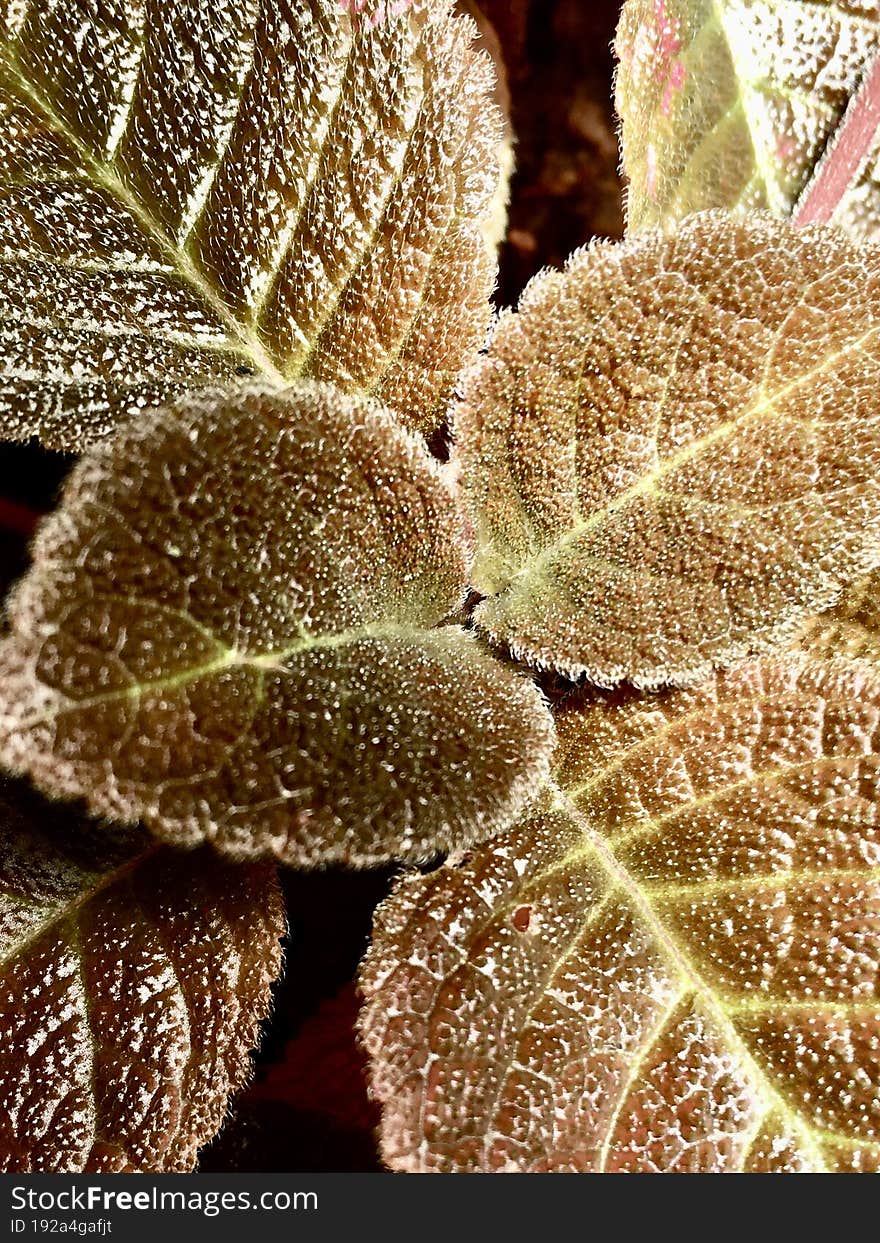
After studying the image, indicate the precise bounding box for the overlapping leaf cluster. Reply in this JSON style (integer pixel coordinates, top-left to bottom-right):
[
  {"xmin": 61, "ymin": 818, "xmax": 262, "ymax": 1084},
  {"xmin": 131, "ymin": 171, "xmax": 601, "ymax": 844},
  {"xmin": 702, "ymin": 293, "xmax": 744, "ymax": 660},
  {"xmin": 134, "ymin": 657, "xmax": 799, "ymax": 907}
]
[
  {"xmin": 0, "ymin": 0, "xmax": 537, "ymax": 1171},
  {"xmin": 3, "ymin": 0, "xmax": 880, "ymax": 1175}
]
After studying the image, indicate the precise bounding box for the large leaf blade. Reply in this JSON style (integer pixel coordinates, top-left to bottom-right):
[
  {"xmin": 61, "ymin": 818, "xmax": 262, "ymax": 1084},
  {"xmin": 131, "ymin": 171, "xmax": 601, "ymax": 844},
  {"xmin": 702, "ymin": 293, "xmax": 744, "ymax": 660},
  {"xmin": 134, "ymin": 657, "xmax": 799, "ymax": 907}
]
[
  {"xmin": 0, "ymin": 775, "xmax": 284, "ymax": 1172},
  {"xmin": 0, "ymin": 382, "xmax": 554, "ymax": 865},
  {"xmin": 0, "ymin": 0, "xmax": 500, "ymax": 449},
  {"xmin": 360, "ymin": 655, "xmax": 880, "ymax": 1172},
  {"xmin": 457, "ymin": 210, "xmax": 880, "ymax": 689}
]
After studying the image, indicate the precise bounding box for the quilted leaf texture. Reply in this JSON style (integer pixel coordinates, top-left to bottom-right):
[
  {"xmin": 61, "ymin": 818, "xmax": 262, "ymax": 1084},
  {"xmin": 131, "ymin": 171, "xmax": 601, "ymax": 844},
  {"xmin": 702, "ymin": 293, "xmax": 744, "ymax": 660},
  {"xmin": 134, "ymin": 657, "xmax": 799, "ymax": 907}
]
[
  {"xmin": 360, "ymin": 655, "xmax": 880, "ymax": 1172},
  {"xmin": 800, "ymin": 570, "xmax": 880, "ymax": 663},
  {"xmin": 0, "ymin": 383, "xmax": 555, "ymax": 865},
  {"xmin": 457, "ymin": 211, "xmax": 880, "ymax": 689},
  {"xmin": 0, "ymin": 0, "xmax": 501, "ymax": 448},
  {"xmin": 615, "ymin": 0, "xmax": 880, "ymax": 238},
  {"xmin": 0, "ymin": 775, "xmax": 284, "ymax": 1172}
]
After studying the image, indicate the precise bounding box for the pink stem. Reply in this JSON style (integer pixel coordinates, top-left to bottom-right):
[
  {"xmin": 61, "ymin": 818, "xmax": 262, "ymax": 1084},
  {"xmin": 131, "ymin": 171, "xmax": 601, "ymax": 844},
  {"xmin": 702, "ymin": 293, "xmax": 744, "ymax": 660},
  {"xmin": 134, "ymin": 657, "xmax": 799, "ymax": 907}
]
[{"xmin": 793, "ymin": 51, "xmax": 880, "ymax": 228}]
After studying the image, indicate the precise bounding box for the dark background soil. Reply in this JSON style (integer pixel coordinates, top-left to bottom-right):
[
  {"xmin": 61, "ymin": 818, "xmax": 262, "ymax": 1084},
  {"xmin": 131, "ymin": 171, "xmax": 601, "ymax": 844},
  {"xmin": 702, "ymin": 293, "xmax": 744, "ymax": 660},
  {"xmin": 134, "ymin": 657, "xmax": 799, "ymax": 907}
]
[{"xmin": 0, "ymin": 0, "xmax": 625, "ymax": 1172}]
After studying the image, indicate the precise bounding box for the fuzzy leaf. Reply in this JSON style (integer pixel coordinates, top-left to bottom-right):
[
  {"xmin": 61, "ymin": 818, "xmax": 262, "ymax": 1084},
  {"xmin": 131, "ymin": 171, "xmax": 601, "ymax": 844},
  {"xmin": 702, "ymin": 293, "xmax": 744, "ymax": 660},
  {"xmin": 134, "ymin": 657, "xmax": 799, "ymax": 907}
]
[
  {"xmin": 0, "ymin": 383, "xmax": 554, "ymax": 865},
  {"xmin": 0, "ymin": 774, "xmax": 284, "ymax": 1172},
  {"xmin": 361, "ymin": 655, "xmax": 880, "ymax": 1172},
  {"xmin": 0, "ymin": 0, "xmax": 500, "ymax": 450},
  {"xmin": 457, "ymin": 211, "xmax": 880, "ymax": 689},
  {"xmin": 800, "ymin": 569, "xmax": 880, "ymax": 662},
  {"xmin": 615, "ymin": 0, "xmax": 880, "ymax": 235},
  {"xmin": 456, "ymin": 0, "xmax": 515, "ymax": 252}
]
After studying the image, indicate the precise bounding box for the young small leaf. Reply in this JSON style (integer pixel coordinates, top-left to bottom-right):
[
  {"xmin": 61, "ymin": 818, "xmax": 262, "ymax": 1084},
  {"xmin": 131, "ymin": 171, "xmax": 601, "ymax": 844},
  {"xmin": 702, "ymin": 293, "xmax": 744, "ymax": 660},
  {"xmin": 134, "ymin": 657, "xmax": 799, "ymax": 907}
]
[
  {"xmin": 0, "ymin": 383, "xmax": 554, "ymax": 865},
  {"xmin": 361, "ymin": 656, "xmax": 880, "ymax": 1172},
  {"xmin": 457, "ymin": 210, "xmax": 880, "ymax": 689},
  {"xmin": 0, "ymin": 774, "xmax": 284, "ymax": 1172},
  {"xmin": 615, "ymin": 0, "xmax": 880, "ymax": 234},
  {"xmin": 0, "ymin": 0, "xmax": 501, "ymax": 449}
]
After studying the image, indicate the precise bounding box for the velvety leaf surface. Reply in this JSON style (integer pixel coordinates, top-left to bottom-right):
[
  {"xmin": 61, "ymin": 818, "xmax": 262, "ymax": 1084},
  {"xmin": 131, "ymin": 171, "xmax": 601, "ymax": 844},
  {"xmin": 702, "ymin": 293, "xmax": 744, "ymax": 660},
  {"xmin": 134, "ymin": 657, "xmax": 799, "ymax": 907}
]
[
  {"xmin": 457, "ymin": 211, "xmax": 880, "ymax": 689},
  {"xmin": 456, "ymin": 1, "xmax": 515, "ymax": 253},
  {"xmin": 469, "ymin": 0, "xmax": 530, "ymax": 74},
  {"xmin": 0, "ymin": 774, "xmax": 284, "ymax": 1172},
  {"xmin": 198, "ymin": 862, "xmax": 392, "ymax": 1172},
  {"xmin": 0, "ymin": 0, "xmax": 501, "ymax": 449},
  {"xmin": 361, "ymin": 655, "xmax": 880, "ymax": 1172},
  {"xmin": 615, "ymin": 0, "xmax": 880, "ymax": 235},
  {"xmin": 0, "ymin": 383, "xmax": 555, "ymax": 865},
  {"xmin": 800, "ymin": 570, "xmax": 880, "ymax": 663}
]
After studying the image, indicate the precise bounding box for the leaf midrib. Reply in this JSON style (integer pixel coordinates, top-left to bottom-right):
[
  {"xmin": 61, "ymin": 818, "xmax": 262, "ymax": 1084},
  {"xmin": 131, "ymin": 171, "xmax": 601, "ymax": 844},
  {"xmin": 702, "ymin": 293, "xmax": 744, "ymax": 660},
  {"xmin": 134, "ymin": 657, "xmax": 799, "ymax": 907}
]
[
  {"xmin": 0, "ymin": 841, "xmax": 162, "ymax": 973},
  {"xmin": 550, "ymin": 782, "xmax": 833, "ymax": 1172},
  {"xmin": 11, "ymin": 619, "xmax": 431, "ymax": 729},
  {"xmin": 712, "ymin": 0, "xmax": 786, "ymax": 215},
  {"xmin": 488, "ymin": 316, "xmax": 880, "ymax": 597},
  {"xmin": 648, "ymin": 0, "xmax": 867, "ymax": 217},
  {"xmin": 0, "ymin": 50, "xmax": 285, "ymax": 385}
]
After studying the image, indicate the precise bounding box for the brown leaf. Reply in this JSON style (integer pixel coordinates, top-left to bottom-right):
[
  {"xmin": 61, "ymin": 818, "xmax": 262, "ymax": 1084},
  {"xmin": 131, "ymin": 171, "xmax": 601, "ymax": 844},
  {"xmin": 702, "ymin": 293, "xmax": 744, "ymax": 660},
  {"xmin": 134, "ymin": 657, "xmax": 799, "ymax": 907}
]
[
  {"xmin": 361, "ymin": 654, "xmax": 880, "ymax": 1172},
  {"xmin": 0, "ymin": 774, "xmax": 284, "ymax": 1172},
  {"xmin": 456, "ymin": 210, "xmax": 880, "ymax": 689},
  {"xmin": 0, "ymin": 382, "xmax": 555, "ymax": 865},
  {"xmin": 0, "ymin": 0, "xmax": 501, "ymax": 449},
  {"xmin": 800, "ymin": 569, "xmax": 880, "ymax": 663},
  {"xmin": 615, "ymin": 0, "xmax": 880, "ymax": 238}
]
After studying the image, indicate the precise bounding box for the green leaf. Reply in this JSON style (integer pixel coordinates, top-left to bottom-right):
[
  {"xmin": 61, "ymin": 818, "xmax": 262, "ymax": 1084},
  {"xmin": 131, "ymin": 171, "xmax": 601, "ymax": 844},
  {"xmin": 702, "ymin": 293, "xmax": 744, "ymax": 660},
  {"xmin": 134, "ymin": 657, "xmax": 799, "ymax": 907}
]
[
  {"xmin": 456, "ymin": 210, "xmax": 880, "ymax": 689},
  {"xmin": 615, "ymin": 0, "xmax": 880, "ymax": 234},
  {"xmin": 0, "ymin": 0, "xmax": 501, "ymax": 449},
  {"xmin": 361, "ymin": 654, "xmax": 880, "ymax": 1172},
  {"xmin": 0, "ymin": 773, "xmax": 284, "ymax": 1172},
  {"xmin": 0, "ymin": 382, "xmax": 555, "ymax": 865}
]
